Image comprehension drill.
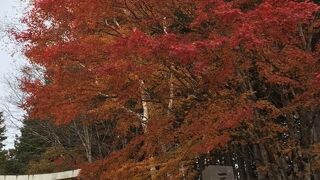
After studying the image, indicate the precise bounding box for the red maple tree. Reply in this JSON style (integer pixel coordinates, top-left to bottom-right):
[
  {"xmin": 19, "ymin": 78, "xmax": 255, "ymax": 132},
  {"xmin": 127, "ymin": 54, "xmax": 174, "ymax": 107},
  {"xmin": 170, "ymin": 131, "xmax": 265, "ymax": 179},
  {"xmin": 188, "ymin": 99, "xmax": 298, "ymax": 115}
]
[{"xmin": 15, "ymin": 0, "xmax": 320, "ymax": 179}]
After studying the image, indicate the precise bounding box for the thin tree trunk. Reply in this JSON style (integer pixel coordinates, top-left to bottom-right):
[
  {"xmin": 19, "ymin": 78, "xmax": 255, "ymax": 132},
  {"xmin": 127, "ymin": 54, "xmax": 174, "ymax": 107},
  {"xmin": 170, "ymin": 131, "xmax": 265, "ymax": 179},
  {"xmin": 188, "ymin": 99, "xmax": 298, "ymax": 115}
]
[
  {"xmin": 252, "ymin": 144, "xmax": 267, "ymax": 180},
  {"xmin": 235, "ymin": 144, "xmax": 248, "ymax": 180},
  {"xmin": 243, "ymin": 145, "xmax": 255, "ymax": 180},
  {"xmin": 140, "ymin": 80, "xmax": 149, "ymax": 132},
  {"xmin": 94, "ymin": 124, "xmax": 103, "ymax": 158},
  {"xmin": 72, "ymin": 121, "xmax": 92, "ymax": 163},
  {"xmin": 168, "ymin": 70, "xmax": 174, "ymax": 116},
  {"xmin": 83, "ymin": 124, "xmax": 92, "ymax": 163}
]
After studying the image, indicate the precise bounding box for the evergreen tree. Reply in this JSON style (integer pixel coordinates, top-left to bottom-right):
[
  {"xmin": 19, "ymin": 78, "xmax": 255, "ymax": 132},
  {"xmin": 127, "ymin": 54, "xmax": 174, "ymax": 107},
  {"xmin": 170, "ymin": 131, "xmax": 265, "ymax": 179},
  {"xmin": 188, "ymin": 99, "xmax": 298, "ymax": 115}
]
[
  {"xmin": 0, "ymin": 112, "xmax": 7, "ymax": 150},
  {"xmin": 0, "ymin": 118, "xmax": 53, "ymax": 175},
  {"xmin": 0, "ymin": 112, "xmax": 7, "ymax": 174},
  {"xmin": 10, "ymin": 119, "xmax": 50, "ymax": 174}
]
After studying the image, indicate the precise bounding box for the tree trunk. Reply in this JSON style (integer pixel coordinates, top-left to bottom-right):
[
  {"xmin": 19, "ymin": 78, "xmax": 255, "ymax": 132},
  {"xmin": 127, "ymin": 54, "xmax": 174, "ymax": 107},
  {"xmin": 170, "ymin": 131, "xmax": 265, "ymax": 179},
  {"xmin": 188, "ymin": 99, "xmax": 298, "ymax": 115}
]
[
  {"xmin": 72, "ymin": 121, "xmax": 93, "ymax": 163},
  {"xmin": 83, "ymin": 124, "xmax": 92, "ymax": 163},
  {"xmin": 140, "ymin": 80, "xmax": 149, "ymax": 132},
  {"xmin": 168, "ymin": 70, "xmax": 174, "ymax": 116}
]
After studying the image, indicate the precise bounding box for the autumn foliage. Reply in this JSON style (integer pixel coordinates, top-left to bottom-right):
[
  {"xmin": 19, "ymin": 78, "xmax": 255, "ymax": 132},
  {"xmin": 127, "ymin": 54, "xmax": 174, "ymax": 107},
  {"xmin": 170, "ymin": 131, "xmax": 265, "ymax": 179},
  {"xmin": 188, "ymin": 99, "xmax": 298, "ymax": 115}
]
[{"xmin": 15, "ymin": 0, "xmax": 320, "ymax": 179}]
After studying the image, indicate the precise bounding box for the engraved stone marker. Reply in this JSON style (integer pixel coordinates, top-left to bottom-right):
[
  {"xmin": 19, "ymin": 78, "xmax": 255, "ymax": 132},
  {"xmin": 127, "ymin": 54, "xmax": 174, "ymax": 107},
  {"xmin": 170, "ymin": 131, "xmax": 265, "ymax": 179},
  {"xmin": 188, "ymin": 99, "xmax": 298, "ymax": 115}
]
[{"xmin": 202, "ymin": 165, "xmax": 234, "ymax": 180}]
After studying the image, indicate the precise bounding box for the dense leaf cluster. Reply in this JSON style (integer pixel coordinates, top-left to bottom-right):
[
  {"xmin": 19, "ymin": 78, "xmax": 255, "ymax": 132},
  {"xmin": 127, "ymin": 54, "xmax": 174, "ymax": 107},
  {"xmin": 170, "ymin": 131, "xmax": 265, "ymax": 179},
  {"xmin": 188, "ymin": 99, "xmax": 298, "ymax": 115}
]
[{"xmin": 12, "ymin": 0, "xmax": 320, "ymax": 179}]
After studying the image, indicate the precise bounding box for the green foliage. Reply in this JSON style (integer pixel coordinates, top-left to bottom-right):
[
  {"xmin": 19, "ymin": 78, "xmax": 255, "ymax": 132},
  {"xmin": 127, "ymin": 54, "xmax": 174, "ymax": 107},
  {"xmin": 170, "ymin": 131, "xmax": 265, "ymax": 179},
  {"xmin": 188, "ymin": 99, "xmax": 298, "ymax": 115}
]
[
  {"xmin": 27, "ymin": 147, "xmax": 76, "ymax": 174},
  {"xmin": 0, "ymin": 112, "xmax": 7, "ymax": 150},
  {"xmin": 12, "ymin": 120, "xmax": 49, "ymax": 174},
  {"xmin": 0, "ymin": 112, "xmax": 8, "ymax": 175},
  {"xmin": 1, "ymin": 149, "xmax": 24, "ymax": 175},
  {"xmin": 0, "ymin": 151, "xmax": 7, "ymax": 175}
]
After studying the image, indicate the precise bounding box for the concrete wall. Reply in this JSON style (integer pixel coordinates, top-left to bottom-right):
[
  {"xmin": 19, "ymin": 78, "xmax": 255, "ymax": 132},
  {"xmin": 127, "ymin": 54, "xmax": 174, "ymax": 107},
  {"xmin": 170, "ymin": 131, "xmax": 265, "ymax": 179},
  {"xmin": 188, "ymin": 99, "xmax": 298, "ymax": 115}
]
[{"xmin": 0, "ymin": 169, "xmax": 80, "ymax": 180}]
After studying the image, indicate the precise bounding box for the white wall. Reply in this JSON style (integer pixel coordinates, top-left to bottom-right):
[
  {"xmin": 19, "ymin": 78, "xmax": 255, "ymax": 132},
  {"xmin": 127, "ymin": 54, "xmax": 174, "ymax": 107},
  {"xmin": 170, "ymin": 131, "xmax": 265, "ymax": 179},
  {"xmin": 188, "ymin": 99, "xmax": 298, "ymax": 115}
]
[{"xmin": 0, "ymin": 169, "xmax": 80, "ymax": 180}]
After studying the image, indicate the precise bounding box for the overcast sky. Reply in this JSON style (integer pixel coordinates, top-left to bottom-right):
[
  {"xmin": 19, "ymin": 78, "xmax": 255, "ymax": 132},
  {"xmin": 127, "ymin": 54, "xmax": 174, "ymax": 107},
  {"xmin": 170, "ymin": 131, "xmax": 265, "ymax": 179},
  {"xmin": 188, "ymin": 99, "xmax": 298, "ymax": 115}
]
[{"xmin": 0, "ymin": 0, "xmax": 28, "ymax": 149}]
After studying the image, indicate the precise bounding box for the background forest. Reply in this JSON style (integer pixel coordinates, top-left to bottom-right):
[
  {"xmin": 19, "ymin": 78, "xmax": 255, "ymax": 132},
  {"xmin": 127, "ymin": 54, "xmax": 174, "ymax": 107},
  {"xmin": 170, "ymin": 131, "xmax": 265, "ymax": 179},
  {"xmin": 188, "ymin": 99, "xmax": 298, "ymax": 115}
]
[{"xmin": 1, "ymin": 0, "xmax": 320, "ymax": 179}]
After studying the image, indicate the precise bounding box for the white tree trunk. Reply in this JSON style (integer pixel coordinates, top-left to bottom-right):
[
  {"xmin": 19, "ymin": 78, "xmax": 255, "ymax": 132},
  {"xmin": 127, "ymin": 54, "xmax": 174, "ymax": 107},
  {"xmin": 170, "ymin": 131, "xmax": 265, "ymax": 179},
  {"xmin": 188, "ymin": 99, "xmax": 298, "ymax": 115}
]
[
  {"xmin": 73, "ymin": 121, "xmax": 92, "ymax": 163},
  {"xmin": 140, "ymin": 80, "xmax": 149, "ymax": 132}
]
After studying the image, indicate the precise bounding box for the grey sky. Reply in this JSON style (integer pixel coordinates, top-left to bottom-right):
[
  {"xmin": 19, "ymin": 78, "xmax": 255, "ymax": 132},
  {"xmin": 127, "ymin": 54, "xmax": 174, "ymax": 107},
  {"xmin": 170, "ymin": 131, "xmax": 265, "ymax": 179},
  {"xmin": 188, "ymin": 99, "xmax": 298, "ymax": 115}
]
[{"xmin": 0, "ymin": 0, "xmax": 28, "ymax": 149}]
